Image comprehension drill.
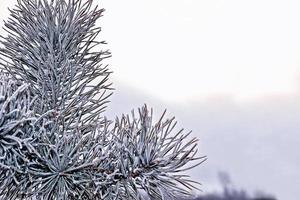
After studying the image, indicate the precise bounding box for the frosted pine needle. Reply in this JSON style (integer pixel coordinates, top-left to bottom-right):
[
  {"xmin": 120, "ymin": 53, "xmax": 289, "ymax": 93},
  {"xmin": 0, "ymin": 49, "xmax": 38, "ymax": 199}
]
[{"xmin": 0, "ymin": 0, "xmax": 206, "ymax": 199}]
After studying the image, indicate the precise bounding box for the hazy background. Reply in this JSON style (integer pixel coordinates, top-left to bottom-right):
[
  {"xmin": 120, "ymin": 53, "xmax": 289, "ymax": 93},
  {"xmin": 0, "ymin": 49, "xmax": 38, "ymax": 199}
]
[{"xmin": 1, "ymin": 0, "xmax": 299, "ymax": 199}]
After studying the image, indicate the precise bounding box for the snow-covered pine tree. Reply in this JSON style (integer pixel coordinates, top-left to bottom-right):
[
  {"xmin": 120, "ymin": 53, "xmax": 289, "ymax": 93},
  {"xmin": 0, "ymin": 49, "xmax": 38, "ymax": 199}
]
[{"xmin": 0, "ymin": 0, "xmax": 206, "ymax": 199}]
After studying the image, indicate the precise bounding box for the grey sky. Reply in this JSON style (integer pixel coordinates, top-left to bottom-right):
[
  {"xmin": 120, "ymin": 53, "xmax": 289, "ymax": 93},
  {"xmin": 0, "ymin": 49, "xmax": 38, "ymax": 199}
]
[{"xmin": 107, "ymin": 82, "xmax": 300, "ymax": 200}]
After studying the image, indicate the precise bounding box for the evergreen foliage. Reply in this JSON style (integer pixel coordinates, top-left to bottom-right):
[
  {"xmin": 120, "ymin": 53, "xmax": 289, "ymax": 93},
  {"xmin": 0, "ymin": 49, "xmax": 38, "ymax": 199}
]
[{"xmin": 0, "ymin": 0, "xmax": 206, "ymax": 199}]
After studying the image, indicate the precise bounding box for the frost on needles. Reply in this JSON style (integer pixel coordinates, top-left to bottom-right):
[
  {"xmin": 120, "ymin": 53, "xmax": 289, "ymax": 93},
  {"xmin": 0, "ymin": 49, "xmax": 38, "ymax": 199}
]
[{"xmin": 0, "ymin": 0, "xmax": 206, "ymax": 199}]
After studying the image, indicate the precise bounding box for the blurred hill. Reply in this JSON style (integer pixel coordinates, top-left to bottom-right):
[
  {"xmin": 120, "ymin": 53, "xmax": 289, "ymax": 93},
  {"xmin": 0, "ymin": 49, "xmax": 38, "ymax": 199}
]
[{"xmin": 175, "ymin": 172, "xmax": 276, "ymax": 200}]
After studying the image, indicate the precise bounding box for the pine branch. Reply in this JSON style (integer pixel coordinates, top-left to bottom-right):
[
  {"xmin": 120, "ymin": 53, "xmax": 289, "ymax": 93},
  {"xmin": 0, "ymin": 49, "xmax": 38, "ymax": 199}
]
[
  {"xmin": 110, "ymin": 105, "xmax": 207, "ymax": 200},
  {"xmin": 0, "ymin": 1, "xmax": 206, "ymax": 199},
  {"xmin": 0, "ymin": 73, "xmax": 36, "ymax": 198},
  {"xmin": 0, "ymin": 0, "xmax": 112, "ymax": 134}
]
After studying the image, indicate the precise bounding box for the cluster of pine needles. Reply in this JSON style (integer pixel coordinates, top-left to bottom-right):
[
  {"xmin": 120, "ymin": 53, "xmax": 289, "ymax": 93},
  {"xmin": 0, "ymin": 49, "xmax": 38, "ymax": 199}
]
[{"xmin": 0, "ymin": 0, "xmax": 206, "ymax": 199}]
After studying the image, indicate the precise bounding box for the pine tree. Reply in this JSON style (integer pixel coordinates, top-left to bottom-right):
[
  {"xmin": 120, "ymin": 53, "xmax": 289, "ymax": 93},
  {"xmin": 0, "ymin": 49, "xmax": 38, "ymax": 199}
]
[{"xmin": 0, "ymin": 0, "xmax": 206, "ymax": 199}]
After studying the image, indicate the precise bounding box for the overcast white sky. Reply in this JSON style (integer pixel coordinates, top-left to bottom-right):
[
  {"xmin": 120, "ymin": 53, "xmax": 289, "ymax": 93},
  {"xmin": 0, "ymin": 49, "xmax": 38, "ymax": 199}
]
[
  {"xmin": 101, "ymin": 1, "xmax": 300, "ymax": 199},
  {"xmin": 1, "ymin": 0, "xmax": 299, "ymax": 199},
  {"xmin": 103, "ymin": 1, "xmax": 300, "ymax": 199},
  {"xmin": 101, "ymin": 0, "xmax": 300, "ymax": 103}
]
